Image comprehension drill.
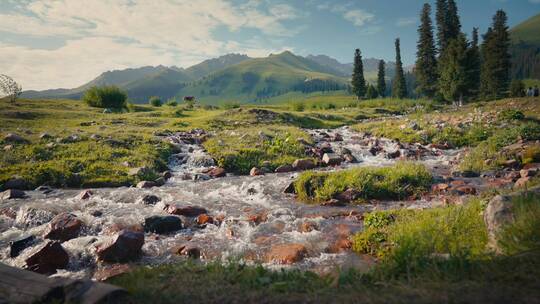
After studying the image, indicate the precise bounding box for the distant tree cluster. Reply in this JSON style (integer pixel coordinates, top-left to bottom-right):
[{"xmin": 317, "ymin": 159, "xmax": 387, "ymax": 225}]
[
  {"xmin": 83, "ymin": 86, "xmax": 127, "ymax": 108},
  {"xmin": 293, "ymin": 79, "xmax": 347, "ymax": 94},
  {"xmin": 413, "ymin": 0, "xmax": 511, "ymax": 103}
]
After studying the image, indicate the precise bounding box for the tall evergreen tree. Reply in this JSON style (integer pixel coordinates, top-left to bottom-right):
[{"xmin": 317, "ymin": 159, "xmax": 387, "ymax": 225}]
[
  {"xmin": 465, "ymin": 28, "xmax": 481, "ymax": 99},
  {"xmin": 436, "ymin": 0, "xmax": 449, "ymax": 54},
  {"xmin": 415, "ymin": 3, "xmax": 438, "ymax": 98},
  {"xmin": 479, "ymin": 10, "xmax": 511, "ymax": 100},
  {"xmin": 438, "ymin": 34, "xmax": 469, "ymax": 104},
  {"xmin": 377, "ymin": 60, "xmax": 386, "ymax": 97},
  {"xmin": 446, "ymin": 0, "xmax": 461, "ymax": 40},
  {"xmin": 351, "ymin": 48, "xmax": 366, "ymax": 99},
  {"xmin": 392, "ymin": 38, "xmax": 408, "ymax": 99}
]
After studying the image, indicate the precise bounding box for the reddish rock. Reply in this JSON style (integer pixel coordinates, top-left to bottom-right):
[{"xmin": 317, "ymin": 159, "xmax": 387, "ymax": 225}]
[
  {"xmin": 432, "ymin": 183, "xmax": 450, "ymax": 193},
  {"xmin": 24, "ymin": 241, "xmax": 69, "ymax": 274},
  {"xmin": 250, "ymin": 167, "xmax": 264, "ymax": 176},
  {"xmin": 103, "ymin": 223, "xmax": 144, "ymax": 235},
  {"xmin": 450, "ymin": 180, "xmax": 466, "ymax": 187},
  {"xmin": 453, "ymin": 185, "xmax": 477, "ymax": 195},
  {"xmin": 197, "ymin": 214, "xmax": 214, "ymax": 225},
  {"xmin": 248, "ymin": 212, "xmax": 268, "ymax": 225},
  {"xmin": 515, "ymin": 176, "xmax": 531, "ymax": 188},
  {"xmin": 520, "ymin": 168, "xmax": 538, "ymax": 178},
  {"xmin": 275, "ymin": 164, "xmax": 294, "ymax": 173},
  {"xmin": 506, "ymin": 171, "xmax": 521, "ymax": 181},
  {"xmin": 266, "ymin": 243, "xmax": 307, "ymax": 264},
  {"xmin": 44, "ymin": 213, "xmax": 83, "ymax": 242},
  {"xmin": 174, "ymin": 244, "xmax": 201, "ymax": 259},
  {"xmin": 77, "ymin": 190, "xmax": 93, "ymax": 200},
  {"xmin": 208, "ymin": 167, "xmax": 226, "ymax": 178},
  {"xmin": 327, "ymin": 238, "xmax": 352, "ymax": 253},
  {"xmin": 299, "ymin": 221, "xmax": 318, "ymax": 233},
  {"xmin": 166, "ymin": 205, "xmax": 208, "ymax": 217},
  {"xmin": 523, "ymin": 163, "xmax": 540, "ymax": 170},
  {"xmin": 0, "ymin": 207, "xmax": 17, "ymax": 219},
  {"xmin": 96, "ymin": 230, "xmax": 144, "ymax": 263},
  {"xmin": 93, "ymin": 264, "xmax": 132, "ymax": 281},
  {"xmin": 292, "ymin": 159, "xmax": 316, "ymax": 171},
  {"xmin": 488, "ymin": 178, "xmax": 514, "ymax": 188}
]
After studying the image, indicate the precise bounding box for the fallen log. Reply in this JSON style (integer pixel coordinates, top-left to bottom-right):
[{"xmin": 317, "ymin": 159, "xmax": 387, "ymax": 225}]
[{"xmin": 0, "ymin": 263, "xmax": 129, "ymax": 303}]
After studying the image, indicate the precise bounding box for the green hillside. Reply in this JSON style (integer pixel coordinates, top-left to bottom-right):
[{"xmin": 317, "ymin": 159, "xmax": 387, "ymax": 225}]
[
  {"xmin": 511, "ymin": 13, "xmax": 540, "ymax": 45},
  {"xmin": 180, "ymin": 51, "xmax": 349, "ymax": 104}
]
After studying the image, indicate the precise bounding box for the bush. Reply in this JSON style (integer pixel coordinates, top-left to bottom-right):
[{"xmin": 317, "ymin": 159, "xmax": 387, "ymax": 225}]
[
  {"xmin": 166, "ymin": 99, "xmax": 178, "ymax": 106},
  {"xmin": 149, "ymin": 96, "xmax": 162, "ymax": 107},
  {"xmin": 222, "ymin": 102, "xmax": 240, "ymax": 110},
  {"xmin": 83, "ymin": 86, "xmax": 127, "ymax": 109},
  {"xmin": 522, "ymin": 145, "xmax": 540, "ymax": 164},
  {"xmin": 294, "ymin": 162, "xmax": 432, "ymax": 203},
  {"xmin": 290, "ymin": 102, "xmax": 305, "ymax": 112},
  {"xmin": 509, "ymin": 79, "xmax": 526, "ymax": 97},
  {"xmin": 498, "ymin": 109, "xmax": 525, "ymax": 121},
  {"xmin": 519, "ymin": 122, "xmax": 540, "ymax": 141}
]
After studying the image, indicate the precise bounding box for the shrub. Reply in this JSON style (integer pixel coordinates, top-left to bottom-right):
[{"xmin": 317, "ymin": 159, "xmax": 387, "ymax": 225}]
[
  {"xmin": 294, "ymin": 162, "xmax": 432, "ymax": 203},
  {"xmin": 522, "ymin": 145, "xmax": 540, "ymax": 164},
  {"xmin": 509, "ymin": 79, "xmax": 526, "ymax": 98},
  {"xmin": 166, "ymin": 99, "xmax": 178, "ymax": 106},
  {"xmin": 222, "ymin": 102, "xmax": 240, "ymax": 110},
  {"xmin": 83, "ymin": 86, "xmax": 127, "ymax": 108},
  {"xmin": 519, "ymin": 122, "xmax": 540, "ymax": 141},
  {"xmin": 149, "ymin": 96, "xmax": 163, "ymax": 107},
  {"xmin": 290, "ymin": 102, "xmax": 305, "ymax": 112},
  {"xmin": 498, "ymin": 109, "xmax": 525, "ymax": 121}
]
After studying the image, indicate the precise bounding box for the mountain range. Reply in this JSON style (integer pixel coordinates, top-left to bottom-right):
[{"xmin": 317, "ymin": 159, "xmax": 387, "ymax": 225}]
[{"xmin": 22, "ymin": 52, "xmax": 395, "ymax": 104}]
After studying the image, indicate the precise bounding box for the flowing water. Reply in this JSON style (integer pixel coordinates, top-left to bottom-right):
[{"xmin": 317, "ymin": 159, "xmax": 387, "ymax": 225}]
[{"xmin": 0, "ymin": 127, "xmax": 462, "ymax": 279}]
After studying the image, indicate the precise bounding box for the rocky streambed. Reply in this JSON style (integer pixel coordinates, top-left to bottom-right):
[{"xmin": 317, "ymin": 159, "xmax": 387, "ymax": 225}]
[{"xmin": 1, "ymin": 126, "xmax": 522, "ymax": 281}]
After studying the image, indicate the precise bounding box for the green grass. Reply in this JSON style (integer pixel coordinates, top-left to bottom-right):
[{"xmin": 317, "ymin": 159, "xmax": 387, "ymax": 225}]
[
  {"xmin": 294, "ymin": 162, "xmax": 433, "ymax": 203},
  {"xmin": 498, "ymin": 192, "xmax": 540, "ymax": 255}
]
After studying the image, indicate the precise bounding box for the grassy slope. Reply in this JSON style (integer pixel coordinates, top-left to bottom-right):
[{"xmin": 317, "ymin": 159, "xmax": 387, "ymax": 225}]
[{"xmin": 510, "ymin": 13, "xmax": 540, "ymax": 45}]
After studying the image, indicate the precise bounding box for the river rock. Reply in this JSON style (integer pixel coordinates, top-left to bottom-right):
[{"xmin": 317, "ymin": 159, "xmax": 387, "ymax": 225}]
[
  {"xmin": 197, "ymin": 214, "xmax": 214, "ymax": 225},
  {"xmin": 166, "ymin": 204, "xmax": 208, "ymax": 217},
  {"xmin": 3, "ymin": 178, "xmax": 27, "ymax": 190},
  {"xmin": 1, "ymin": 189, "xmax": 26, "ymax": 200},
  {"xmin": 514, "ymin": 176, "xmax": 531, "ymax": 188},
  {"xmin": 332, "ymin": 133, "xmax": 343, "ymax": 142},
  {"xmin": 520, "ymin": 168, "xmax": 538, "ymax": 178},
  {"xmin": 322, "ymin": 153, "xmax": 342, "ymax": 166},
  {"xmin": 136, "ymin": 181, "xmax": 157, "ymax": 189},
  {"xmin": 386, "ymin": 150, "xmax": 401, "ymax": 159},
  {"xmin": 451, "ymin": 185, "xmax": 477, "ymax": 195},
  {"xmin": 292, "ymin": 159, "xmax": 316, "ymax": 171},
  {"xmin": 250, "ymin": 167, "xmax": 264, "ymax": 176},
  {"xmin": 10, "ymin": 235, "xmax": 37, "ymax": 258},
  {"xmin": 335, "ymin": 188, "xmax": 360, "ymax": 203},
  {"xmin": 208, "ymin": 167, "xmax": 226, "ymax": 178},
  {"xmin": 77, "ymin": 190, "xmax": 93, "ymax": 200},
  {"xmin": 266, "ymin": 243, "xmax": 307, "ymax": 264},
  {"xmin": 93, "ymin": 264, "xmax": 133, "ymax": 282},
  {"xmin": 140, "ymin": 194, "xmax": 161, "ymax": 205},
  {"xmin": 36, "ymin": 185, "xmax": 54, "ymax": 194},
  {"xmin": 128, "ymin": 167, "xmax": 153, "ymax": 177},
  {"xmin": 44, "ymin": 213, "xmax": 83, "ymax": 242},
  {"xmin": 174, "ymin": 244, "xmax": 201, "ymax": 259},
  {"xmin": 96, "ymin": 230, "xmax": 144, "ymax": 263},
  {"xmin": 275, "ymin": 164, "xmax": 293, "ymax": 173},
  {"xmin": 144, "ymin": 216, "xmax": 182, "ymax": 234},
  {"xmin": 24, "ymin": 241, "xmax": 69, "ymax": 274},
  {"xmin": 283, "ymin": 182, "xmax": 296, "ymax": 194},
  {"xmin": 162, "ymin": 171, "xmax": 173, "ymax": 180},
  {"xmin": 39, "ymin": 132, "xmax": 53, "ymax": 139},
  {"xmin": 4, "ymin": 133, "xmax": 29, "ymax": 143},
  {"xmin": 484, "ymin": 195, "xmax": 514, "ymax": 253},
  {"xmin": 343, "ymin": 154, "xmax": 357, "ymax": 163}
]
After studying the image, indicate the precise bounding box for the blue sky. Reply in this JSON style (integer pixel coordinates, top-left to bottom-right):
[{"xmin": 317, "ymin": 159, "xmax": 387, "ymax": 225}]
[{"xmin": 0, "ymin": 0, "xmax": 539, "ymax": 90}]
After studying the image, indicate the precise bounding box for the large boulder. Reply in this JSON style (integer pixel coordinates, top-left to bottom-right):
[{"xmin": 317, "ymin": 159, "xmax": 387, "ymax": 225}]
[
  {"xmin": 136, "ymin": 181, "xmax": 157, "ymax": 189},
  {"xmin": 44, "ymin": 213, "xmax": 83, "ymax": 242},
  {"xmin": 96, "ymin": 230, "xmax": 144, "ymax": 263},
  {"xmin": 250, "ymin": 167, "xmax": 264, "ymax": 176},
  {"xmin": 76, "ymin": 190, "xmax": 93, "ymax": 200},
  {"xmin": 266, "ymin": 243, "xmax": 307, "ymax": 264},
  {"xmin": 4, "ymin": 133, "xmax": 29, "ymax": 144},
  {"xmin": 165, "ymin": 204, "xmax": 208, "ymax": 217},
  {"xmin": 144, "ymin": 216, "xmax": 182, "ymax": 234},
  {"xmin": 484, "ymin": 186, "xmax": 540, "ymax": 253},
  {"xmin": 24, "ymin": 241, "xmax": 69, "ymax": 274},
  {"xmin": 208, "ymin": 167, "xmax": 226, "ymax": 178},
  {"xmin": 292, "ymin": 159, "xmax": 316, "ymax": 171},
  {"xmin": 3, "ymin": 178, "xmax": 27, "ymax": 190},
  {"xmin": 0, "ymin": 189, "xmax": 26, "ymax": 200},
  {"xmin": 322, "ymin": 153, "xmax": 342, "ymax": 166},
  {"xmin": 275, "ymin": 164, "xmax": 294, "ymax": 173},
  {"xmin": 10, "ymin": 235, "xmax": 36, "ymax": 258}
]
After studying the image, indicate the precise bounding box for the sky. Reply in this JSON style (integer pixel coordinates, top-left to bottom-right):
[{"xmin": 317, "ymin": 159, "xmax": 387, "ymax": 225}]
[{"xmin": 0, "ymin": 0, "xmax": 539, "ymax": 90}]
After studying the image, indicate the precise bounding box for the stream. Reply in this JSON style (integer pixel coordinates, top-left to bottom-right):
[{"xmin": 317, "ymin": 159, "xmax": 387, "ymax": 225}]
[{"xmin": 0, "ymin": 127, "xmax": 463, "ymax": 279}]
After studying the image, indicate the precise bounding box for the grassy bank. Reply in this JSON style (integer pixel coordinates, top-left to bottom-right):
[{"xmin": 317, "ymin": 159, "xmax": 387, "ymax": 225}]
[{"xmin": 293, "ymin": 162, "xmax": 432, "ymax": 203}]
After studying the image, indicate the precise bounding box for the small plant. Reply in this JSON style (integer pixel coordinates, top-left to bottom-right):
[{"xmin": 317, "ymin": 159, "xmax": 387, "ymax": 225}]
[
  {"xmin": 149, "ymin": 96, "xmax": 163, "ymax": 107},
  {"xmin": 290, "ymin": 102, "xmax": 305, "ymax": 112},
  {"xmin": 222, "ymin": 102, "xmax": 241, "ymax": 110},
  {"xmin": 166, "ymin": 98, "xmax": 178, "ymax": 106},
  {"xmin": 83, "ymin": 86, "xmax": 127, "ymax": 109},
  {"xmin": 522, "ymin": 145, "xmax": 540, "ymax": 164},
  {"xmin": 498, "ymin": 109, "xmax": 525, "ymax": 121}
]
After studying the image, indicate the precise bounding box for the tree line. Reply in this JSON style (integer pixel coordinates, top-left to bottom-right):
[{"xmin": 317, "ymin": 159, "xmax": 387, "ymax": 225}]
[{"xmin": 352, "ymin": 0, "xmax": 514, "ymax": 103}]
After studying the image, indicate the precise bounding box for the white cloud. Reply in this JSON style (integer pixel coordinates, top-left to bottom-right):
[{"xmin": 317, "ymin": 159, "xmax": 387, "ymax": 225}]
[
  {"xmin": 396, "ymin": 17, "xmax": 417, "ymax": 27},
  {"xmin": 0, "ymin": 0, "xmax": 303, "ymax": 90},
  {"xmin": 343, "ymin": 10, "xmax": 375, "ymax": 27},
  {"xmin": 529, "ymin": 0, "xmax": 540, "ymax": 3}
]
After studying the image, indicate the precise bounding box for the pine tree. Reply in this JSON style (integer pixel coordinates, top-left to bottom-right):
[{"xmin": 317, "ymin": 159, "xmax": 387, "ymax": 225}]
[
  {"xmin": 415, "ymin": 3, "xmax": 438, "ymax": 98},
  {"xmin": 465, "ymin": 28, "xmax": 481, "ymax": 99},
  {"xmin": 438, "ymin": 34, "xmax": 469, "ymax": 104},
  {"xmin": 479, "ymin": 10, "xmax": 511, "ymax": 100},
  {"xmin": 436, "ymin": 0, "xmax": 449, "ymax": 54},
  {"xmin": 351, "ymin": 49, "xmax": 366, "ymax": 99},
  {"xmin": 446, "ymin": 0, "xmax": 461, "ymax": 40},
  {"xmin": 366, "ymin": 84, "xmax": 378, "ymax": 99},
  {"xmin": 392, "ymin": 38, "xmax": 408, "ymax": 99},
  {"xmin": 377, "ymin": 60, "xmax": 386, "ymax": 97}
]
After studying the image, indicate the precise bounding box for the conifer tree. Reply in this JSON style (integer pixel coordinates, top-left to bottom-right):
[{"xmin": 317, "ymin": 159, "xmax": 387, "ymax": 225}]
[
  {"xmin": 392, "ymin": 38, "xmax": 408, "ymax": 99},
  {"xmin": 351, "ymin": 49, "xmax": 366, "ymax": 99},
  {"xmin": 436, "ymin": 0, "xmax": 449, "ymax": 54},
  {"xmin": 366, "ymin": 84, "xmax": 378, "ymax": 99},
  {"xmin": 415, "ymin": 3, "xmax": 438, "ymax": 98},
  {"xmin": 465, "ymin": 28, "xmax": 481, "ymax": 99},
  {"xmin": 438, "ymin": 34, "xmax": 469, "ymax": 104},
  {"xmin": 446, "ymin": 0, "xmax": 461, "ymax": 40},
  {"xmin": 480, "ymin": 10, "xmax": 511, "ymax": 100},
  {"xmin": 377, "ymin": 60, "xmax": 386, "ymax": 97}
]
